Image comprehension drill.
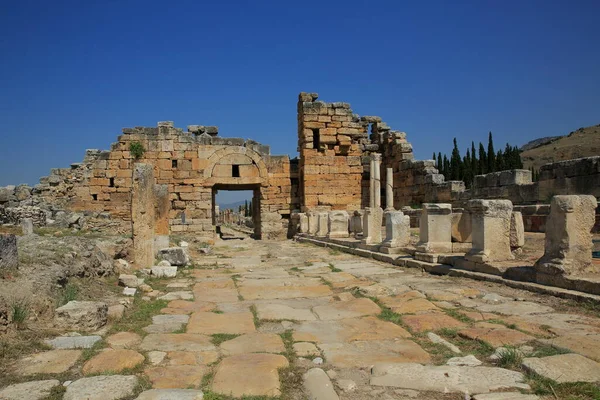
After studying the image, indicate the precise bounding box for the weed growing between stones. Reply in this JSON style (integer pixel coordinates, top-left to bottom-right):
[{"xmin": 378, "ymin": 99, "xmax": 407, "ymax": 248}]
[
  {"xmin": 527, "ymin": 371, "xmax": 600, "ymax": 399},
  {"xmin": 80, "ymin": 339, "xmax": 107, "ymax": 362},
  {"xmin": 58, "ymin": 283, "xmax": 79, "ymax": 306},
  {"xmin": 109, "ymin": 298, "xmax": 168, "ymax": 336},
  {"xmin": 494, "ymin": 346, "xmax": 523, "ymax": 369},
  {"xmin": 9, "ymin": 297, "xmax": 29, "ymax": 329},
  {"xmin": 211, "ymin": 334, "xmax": 240, "ymax": 346},
  {"xmin": 443, "ymin": 308, "xmax": 474, "ymax": 324},
  {"xmin": 437, "ymin": 328, "xmax": 495, "ymax": 359},
  {"xmin": 129, "ymin": 141, "xmax": 145, "ymax": 160},
  {"xmin": 328, "ymin": 263, "xmax": 341, "ymax": 272},
  {"xmin": 249, "ymin": 305, "xmax": 261, "ymax": 327},
  {"xmin": 527, "ymin": 342, "xmax": 571, "ymax": 358}
]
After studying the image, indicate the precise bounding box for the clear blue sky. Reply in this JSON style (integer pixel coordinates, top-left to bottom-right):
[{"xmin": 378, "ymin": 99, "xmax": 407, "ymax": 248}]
[{"xmin": 1, "ymin": 0, "xmax": 599, "ymax": 193}]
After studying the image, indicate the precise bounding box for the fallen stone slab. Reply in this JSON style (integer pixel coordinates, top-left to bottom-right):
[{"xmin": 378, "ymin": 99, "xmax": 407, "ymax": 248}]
[
  {"xmin": 54, "ymin": 301, "xmax": 108, "ymax": 330},
  {"xmin": 370, "ymin": 363, "xmax": 529, "ymax": 394},
  {"xmin": 45, "ymin": 335, "xmax": 102, "ymax": 349},
  {"xmin": 82, "ymin": 349, "xmax": 145, "ymax": 375},
  {"xmin": 220, "ymin": 332, "xmax": 285, "ymax": 355},
  {"xmin": 187, "ymin": 312, "xmax": 255, "ymax": 335},
  {"xmin": 472, "ymin": 393, "xmax": 540, "ymax": 400},
  {"xmin": 145, "ymin": 365, "xmax": 208, "ymax": 389},
  {"xmin": 254, "ymin": 303, "xmax": 317, "ymax": 321},
  {"xmin": 119, "ymin": 274, "xmax": 144, "ymax": 288},
  {"xmin": 152, "ymin": 266, "xmax": 178, "ymax": 278},
  {"xmin": 140, "ymin": 333, "xmax": 216, "ymax": 352},
  {"xmin": 211, "ymin": 353, "xmax": 289, "ymax": 397},
  {"xmin": 64, "ymin": 375, "xmax": 138, "ymax": 400},
  {"xmin": 303, "ymin": 368, "xmax": 339, "ymax": 400},
  {"xmin": 16, "ymin": 349, "xmax": 82, "ymax": 375},
  {"xmin": 318, "ymin": 340, "xmax": 430, "ymax": 369},
  {"xmin": 0, "ymin": 379, "xmax": 60, "ymax": 400},
  {"xmin": 312, "ymin": 298, "xmax": 381, "ymax": 320},
  {"xmin": 427, "ymin": 332, "xmax": 461, "ymax": 354},
  {"xmin": 521, "ymin": 353, "xmax": 600, "ymax": 383},
  {"xmin": 158, "ymin": 247, "xmax": 190, "ymax": 266},
  {"xmin": 135, "ymin": 389, "xmax": 205, "ymax": 399}
]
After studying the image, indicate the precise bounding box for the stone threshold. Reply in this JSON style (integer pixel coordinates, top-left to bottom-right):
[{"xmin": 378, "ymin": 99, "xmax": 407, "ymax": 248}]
[{"xmin": 295, "ymin": 234, "xmax": 600, "ymax": 305}]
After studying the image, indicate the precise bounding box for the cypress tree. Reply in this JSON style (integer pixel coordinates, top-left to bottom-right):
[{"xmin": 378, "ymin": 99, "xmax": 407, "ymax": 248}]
[
  {"xmin": 487, "ymin": 131, "xmax": 495, "ymax": 173},
  {"xmin": 496, "ymin": 149, "xmax": 505, "ymax": 171},
  {"xmin": 450, "ymin": 138, "xmax": 461, "ymax": 180},
  {"xmin": 437, "ymin": 152, "xmax": 443, "ymax": 173},
  {"xmin": 249, "ymin": 200, "xmax": 253, "ymax": 217},
  {"xmin": 443, "ymin": 154, "xmax": 449, "ymax": 179},
  {"xmin": 478, "ymin": 142, "xmax": 487, "ymax": 175},
  {"xmin": 514, "ymin": 146, "xmax": 523, "ymax": 168},
  {"xmin": 463, "ymin": 149, "xmax": 473, "ymax": 188},
  {"xmin": 471, "ymin": 141, "xmax": 478, "ymax": 177}
]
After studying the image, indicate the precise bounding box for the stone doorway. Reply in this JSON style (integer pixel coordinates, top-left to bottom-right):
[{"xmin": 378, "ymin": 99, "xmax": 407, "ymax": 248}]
[{"xmin": 211, "ymin": 184, "xmax": 262, "ymax": 239}]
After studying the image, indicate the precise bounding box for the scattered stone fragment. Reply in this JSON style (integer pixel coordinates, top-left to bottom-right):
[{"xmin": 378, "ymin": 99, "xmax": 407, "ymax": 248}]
[
  {"xmin": 427, "ymin": 332, "xmax": 461, "ymax": 354},
  {"xmin": 337, "ymin": 379, "xmax": 357, "ymax": 392},
  {"xmin": 446, "ymin": 355, "xmax": 482, "ymax": 367},
  {"xmin": 148, "ymin": 351, "xmax": 167, "ymax": 365},
  {"xmin": 106, "ymin": 331, "xmax": 142, "ymax": 349},
  {"xmin": 119, "ymin": 274, "xmax": 143, "ymax": 288},
  {"xmin": 313, "ymin": 357, "xmax": 324, "ymax": 365},
  {"xmin": 220, "ymin": 333, "xmax": 285, "ymax": 355},
  {"xmin": 370, "ymin": 363, "xmax": 529, "ymax": 393},
  {"xmin": 294, "ymin": 342, "xmax": 320, "ymax": 357},
  {"xmin": 107, "ymin": 304, "xmax": 125, "ymax": 321},
  {"xmin": 54, "ymin": 301, "xmax": 108, "ymax": 330},
  {"xmin": 135, "ymin": 389, "xmax": 205, "ymax": 400},
  {"xmin": 0, "ymin": 379, "xmax": 60, "ymax": 400},
  {"xmin": 521, "ymin": 353, "xmax": 600, "ymax": 383},
  {"xmin": 303, "ymin": 368, "xmax": 340, "ymax": 400},
  {"xmin": 157, "ymin": 260, "xmax": 171, "ymax": 267},
  {"xmin": 145, "ymin": 365, "xmax": 208, "ymax": 389},
  {"xmin": 63, "ymin": 375, "xmax": 138, "ymax": 400},
  {"xmin": 158, "ymin": 247, "xmax": 190, "ymax": 266},
  {"xmin": 152, "ymin": 266, "xmax": 178, "ymax": 278},
  {"xmin": 16, "ymin": 349, "xmax": 82, "ymax": 375},
  {"xmin": 187, "ymin": 312, "xmax": 255, "ymax": 335},
  {"xmin": 82, "ymin": 349, "xmax": 145, "ymax": 375},
  {"xmin": 45, "ymin": 335, "xmax": 101, "ymax": 349},
  {"xmin": 123, "ymin": 287, "xmax": 137, "ymax": 296},
  {"xmin": 212, "ymin": 353, "xmax": 289, "ymax": 397}
]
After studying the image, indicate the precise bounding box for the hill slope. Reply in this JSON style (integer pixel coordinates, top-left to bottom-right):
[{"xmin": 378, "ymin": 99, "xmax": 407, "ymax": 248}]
[{"xmin": 520, "ymin": 124, "xmax": 600, "ymax": 171}]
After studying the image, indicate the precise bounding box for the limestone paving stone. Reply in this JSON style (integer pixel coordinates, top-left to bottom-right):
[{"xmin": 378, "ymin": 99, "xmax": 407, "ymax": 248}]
[
  {"xmin": 211, "ymin": 353, "xmax": 289, "ymax": 397},
  {"xmin": 64, "ymin": 375, "xmax": 138, "ymax": 400},
  {"xmin": 82, "ymin": 349, "xmax": 145, "ymax": 375},
  {"xmin": 521, "ymin": 353, "xmax": 600, "ymax": 383},
  {"xmin": 472, "ymin": 393, "xmax": 540, "ymax": 400},
  {"xmin": 303, "ymin": 368, "xmax": 340, "ymax": 400},
  {"xmin": 402, "ymin": 312, "xmax": 466, "ymax": 333},
  {"xmin": 541, "ymin": 334, "xmax": 600, "ymax": 362},
  {"xmin": 220, "ymin": 332, "xmax": 285, "ymax": 355},
  {"xmin": 166, "ymin": 351, "xmax": 197, "ymax": 365},
  {"xmin": 458, "ymin": 323, "xmax": 534, "ymax": 347},
  {"xmin": 187, "ymin": 312, "xmax": 255, "ymax": 335},
  {"xmin": 158, "ymin": 291, "xmax": 193, "ymax": 301},
  {"xmin": 140, "ymin": 333, "xmax": 216, "ymax": 352},
  {"xmin": 145, "ymin": 365, "xmax": 208, "ymax": 389},
  {"xmin": 293, "ymin": 316, "xmax": 411, "ymax": 343},
  {"xmin": 0, "ymin": 379, "xmax": 60, "ymax": 400},
  {"xmin": 313, "ymin": 298, "xmax": 381, "ymax": 320},
  {"xmin": 370, "ymin": 363, "xmax": 529, "ymax": 394},
  {"xmin": 45, "ymin": 335, "xmax": 102, "ymax": 349},
  {"xmin": 16, "ymin": 349, "xmax": 82, "ymax": 376},
  {"xmin": 254, "ymin": 303, "xmax": 317, "ymax": 321},
  {"xmin": 161, "ymin": 300, "xmax": 215, "ymax": 315},
  {"xmin": 294, "ymin": 342, "xmax": 320, "ymax": 357},
  {"xmin": 238, "ymin": 284, "xmax": 332, "ymax": 300},
  {"xmin": 135, "ymin": 389, "xmax": 205, "ymax": 400},
  {"xmin": 106, "ymin": 331, "xmax": 142, "ymax": 349},
  {"xmin": 318, "ymin": 340, "xmax": 430, "ymax": 369}
]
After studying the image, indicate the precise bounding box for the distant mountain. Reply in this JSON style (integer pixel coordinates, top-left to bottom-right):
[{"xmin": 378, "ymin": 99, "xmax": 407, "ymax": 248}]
[
  {"xmin": 218, "ymin": 200, "xmax": 247, "ymax": 211},
  {"xmin": 520, "ymin": 124, "xmax": 600, "ymax": 171}
]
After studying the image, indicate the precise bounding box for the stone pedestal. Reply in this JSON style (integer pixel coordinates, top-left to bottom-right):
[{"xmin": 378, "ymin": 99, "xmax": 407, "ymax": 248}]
[
  {"xmin": 307, "ymin": 211, "xmax": 319, "ymax": 235},
  {"xmin": 352, "ymin": 210, "xmax": 364, "ymax": 238},
  {"xmin": 451, "ymin": 212, "xmax": 471, "ymax": 243},
  {"xmin": 316, "ymin": 212, "xmax": 329, "ymax": 237},
  {"xmin": 510, "ymin": 212, "xmax": 525, "ymax": 249},
  {"xmin": 416, "ymin": 203, "xmax": 452, "ymax": 253},
  {"xmin": 362, "ymin": 207, "xmax": 383, "ymax": 245},
  {"xmin": 534, "ymin": 195, "xmax": 598, "ymax": 276},
  {"xmin": 298, "ymin": 213, "xmax": 309, "ymax": 233},
  {"xmin": 328, "ymin": 211, "xmax": 349, "ymax": 238},
  {"xmin": 21, "ymin": 218, "xmax": 33, "ymax": 235},
  {"xmin": 132, "ymin": 164, "xmax": 155, "ymax": 269},
  {"xmin": 0, "ymin": 234, "xmax": 18, "ymax": 269},
  {"xmin": 380, "ymin": 211, "xmax": 410, "ymax": 251},
  {"xmin": 466, "ymin": 200, "xmax": 513, "ymax": 263}
]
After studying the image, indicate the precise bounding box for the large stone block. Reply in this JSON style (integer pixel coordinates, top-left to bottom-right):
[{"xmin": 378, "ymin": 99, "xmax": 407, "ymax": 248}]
[
  {"xmin": 327, "ymin": 211, "xmax": 349, "ymax": 238},
  {"xmin": 510, "ymin": 212, "xmax": 525, "ymax": 249},
  {"xmin": 381, "ymin": 211, "xmax": 410, "ymax": 249},
  {"xmin": 298, "ymin": 213, "xmax": 308, "ymax": 233},
  {"xmin": 316, "ymin": 212, "xmax": 329, "ymax": 237},
  {"xmin": 466, "ymin": 200, "xmax": 513, "ymax": 263},
  {"xmin": 362, "ymin": 207, "xmax": 383, "ymax": 245},
  {"xmin": 158, "ymin": 247, "xmax": 190, "ymax": 266},
  {"xmin": 307, "ymin": 211, "xmax": 319, "ymax": 235},
  {"xmin": 416, "ymin": 204, "xmax": 452, "ymax": 253},
  {"xmin": 351, "ymin": 210, "xmax": 364, "ymax": 238},
  {"xmin": 534, "ymin": 195, "xmax": 598, "ymax": 276},
  {"xmin": 55, "ymin": 301, "xmax": 108, "ymax": 331},
  {"xmin": 451, "ymin": 212, "xmax": 471, "ymax": 243},
  {"xmin": 0, "ymin": 234, "xmax": 18, "ymax": 269}
]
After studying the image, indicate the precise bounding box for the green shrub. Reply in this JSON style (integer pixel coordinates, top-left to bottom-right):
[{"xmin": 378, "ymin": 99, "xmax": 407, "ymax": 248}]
[{"xmin": 129, "ymin": 141, "xmax": 145, "ymax": 160}]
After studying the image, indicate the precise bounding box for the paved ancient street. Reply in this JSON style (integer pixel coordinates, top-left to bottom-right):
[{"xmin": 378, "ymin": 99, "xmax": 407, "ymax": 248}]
[{"xmin": 134, "ymin": 238, "xmax": 599, "ymax": 398}]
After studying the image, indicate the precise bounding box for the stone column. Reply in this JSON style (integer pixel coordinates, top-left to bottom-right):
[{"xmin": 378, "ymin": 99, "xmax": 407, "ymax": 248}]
[
  {"xmin": 369, "ymin": 158, "xmax": 376, "ymax": 208},
  {"xmin": 328, "ymin": 211, "xmax": 350, "ymax": 238},
  {"xmin": 380, "ymin": 210, "xmax": 410, "ymax": 252},
  {"xmin": 362, "ymin": 207, "xmax": 383, "ymax": 245},
  {"xmin": 352, "ymin": 210, "xmax": 364, "ymax": 238},
  {"xmin": 534, "ymin": 195, "xmax": 598, "ymax": 276},
  {"xmin": 465, "ymin": 199, "xmax": 513, "ymax": 263},
  {"xmin": 316, "ymin": 212, "xmax": 329, "ymax": 237},
  {"xmin": 0, "ymin": 234, "xmax": 18, "ymax": 269},
  {"xmin": 416, "ymin": 203, "xmax": 452, "ymax": 253},
  {"xmin": 385, "ymin": 167, "xmax": 394, "ymax": 211},
  {"xmin": 132, "ymin": 164, "xmax": 155, "ymax": 269},
  {"xmin": 298, "ymin": 213, "xmax": 309, "ymax": 233},
  {"xmin": 373, "ymin": 154, "xmax": 382, "ymax": 208},
  {"xmin": 154, "ymin": 184, "xmax": 170, "ymax": 253}
]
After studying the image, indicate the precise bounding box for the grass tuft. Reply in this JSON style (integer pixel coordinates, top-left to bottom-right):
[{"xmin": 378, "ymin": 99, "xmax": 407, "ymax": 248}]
[
  {"xmin": 328, "ymin": 263, "xmax": 342, "ymax": 272},
  {"xmin": 211, "ymin": 334, "xmax": 240, "ymax": 346},
  {"xmin": 494, "ymin": 346, "xmax": 523, "ymax": 369}
]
